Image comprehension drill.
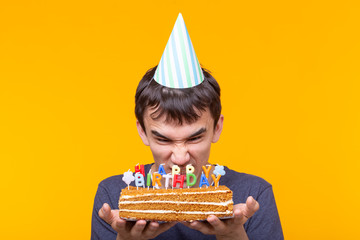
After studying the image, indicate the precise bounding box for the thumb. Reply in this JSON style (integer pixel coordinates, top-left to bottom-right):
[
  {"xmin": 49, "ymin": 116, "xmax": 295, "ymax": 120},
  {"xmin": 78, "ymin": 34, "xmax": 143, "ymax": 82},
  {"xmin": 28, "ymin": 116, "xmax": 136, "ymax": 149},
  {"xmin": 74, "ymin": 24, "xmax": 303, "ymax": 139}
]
[
  {"xmin": 243, "ymin": 196, "xmax": 260, "ymax": 218},
  {"xmin": 98, "ymin": 203, "xmax": 112, "ymax": 224}
]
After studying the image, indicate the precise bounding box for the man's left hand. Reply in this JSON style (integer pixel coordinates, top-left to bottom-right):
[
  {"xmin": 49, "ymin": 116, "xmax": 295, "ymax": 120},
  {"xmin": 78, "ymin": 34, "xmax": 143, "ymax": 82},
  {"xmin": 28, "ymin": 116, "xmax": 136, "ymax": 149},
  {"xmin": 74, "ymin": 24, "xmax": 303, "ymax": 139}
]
[{"xmin": 182, "ymin": 196, "xmax": 260, "ymax": 240}]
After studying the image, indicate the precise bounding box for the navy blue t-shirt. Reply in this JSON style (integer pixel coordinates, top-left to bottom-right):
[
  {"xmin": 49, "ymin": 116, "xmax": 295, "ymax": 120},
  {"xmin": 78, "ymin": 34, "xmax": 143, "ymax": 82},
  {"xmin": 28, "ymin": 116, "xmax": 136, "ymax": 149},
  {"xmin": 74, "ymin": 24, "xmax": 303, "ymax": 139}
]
[{"xmin": 91, "ymin": 165, "xmax": 284, "ymax": 239}]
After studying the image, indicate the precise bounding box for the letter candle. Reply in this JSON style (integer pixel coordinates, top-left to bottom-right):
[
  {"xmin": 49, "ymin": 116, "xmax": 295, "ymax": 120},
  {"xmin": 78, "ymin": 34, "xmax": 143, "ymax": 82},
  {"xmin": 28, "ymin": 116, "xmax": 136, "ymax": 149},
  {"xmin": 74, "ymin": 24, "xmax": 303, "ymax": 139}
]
[
  {"xmin": 135, "ymin": 164, "xmax": 145, "ymax": 177},
  {"xmin": 146, "ymin": 169, "xmax": 152, "ymax": 190},
  {"xmin": 122, "ymin": 169, "xmax": 135, "ymax": 190},
  {"xmin": 199, "ymin": 172, "xmax": 210, "ymax": 188},
  {"xmin": 202, "ymin": 165, "xmax": 212, "ymax": 179},
  {"xmin": 126, "ymin": 163, "xmax": 226, "ymax": 190},
  {"xmin": 163, "ymin": 173, "xmax": 172, "ymax": 189},
  {"xmin": 158, "ymin": 164, "xmax": 166, "ymax": 175},
  {"xmin": 212, "ymin": 164, "xmax": 226, "ymax": 186},
  {"xmin": 172, "ymin": 165, "xmax": 180, "ymax": 186},
  {"xmin": 135, "ymin": 172, "xmax": 145, "ymax": 188},
  {"xmin": 186, "ymin": 165, "xmax": 197, "ymax": 187},
  {"xmin": 211, "ymin": 174, "xmax": 221, "ymax": 187},
  {"xmin": 186, "ymin": 164, "xmax": 195, "ymax": 173},
  {"xmin": 173, "ymin": 174, "xmax": 185, "ymax": 188},
  {"xmin": 152, "ymin": 172, "xmax": 162, "ymax": 187}
]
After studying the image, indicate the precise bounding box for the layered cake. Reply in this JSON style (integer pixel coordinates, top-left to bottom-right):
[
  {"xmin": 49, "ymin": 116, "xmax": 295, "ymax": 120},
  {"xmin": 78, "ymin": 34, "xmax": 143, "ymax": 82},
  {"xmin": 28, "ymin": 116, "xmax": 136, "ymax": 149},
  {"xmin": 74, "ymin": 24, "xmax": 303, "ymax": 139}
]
[{"xmin": 118, "ymin": 186, "xmax": 233, "ymax": 221}]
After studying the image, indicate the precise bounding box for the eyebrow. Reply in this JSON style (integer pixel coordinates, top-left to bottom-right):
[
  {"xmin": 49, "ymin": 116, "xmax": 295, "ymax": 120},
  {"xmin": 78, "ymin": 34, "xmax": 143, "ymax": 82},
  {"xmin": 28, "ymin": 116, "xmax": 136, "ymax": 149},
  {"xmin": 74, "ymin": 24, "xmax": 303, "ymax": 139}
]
[
  {"xmin": 188, "ymin": 128, "xmax": 206, "ymax": 138},
  {"xmin": 151, "ymin": 127, "xmax": 206, "ymax": 140}
]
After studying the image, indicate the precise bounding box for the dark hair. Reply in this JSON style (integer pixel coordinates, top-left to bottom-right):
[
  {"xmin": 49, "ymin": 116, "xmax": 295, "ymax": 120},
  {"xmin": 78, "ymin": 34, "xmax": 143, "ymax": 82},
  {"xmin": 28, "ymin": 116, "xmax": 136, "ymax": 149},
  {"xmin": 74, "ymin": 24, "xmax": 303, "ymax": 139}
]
[{"xmin": 135, "ymin": 66, "xmax": 221, "ymax": 132}]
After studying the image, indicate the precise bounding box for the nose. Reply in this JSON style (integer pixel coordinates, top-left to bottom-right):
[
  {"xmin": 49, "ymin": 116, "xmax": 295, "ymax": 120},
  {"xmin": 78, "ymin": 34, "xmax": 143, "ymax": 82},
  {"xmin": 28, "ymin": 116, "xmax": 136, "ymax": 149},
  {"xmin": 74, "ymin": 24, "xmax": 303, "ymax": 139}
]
[{"xmin": 170, "ymin": 143, "xmax": 190, "ymax": 166}]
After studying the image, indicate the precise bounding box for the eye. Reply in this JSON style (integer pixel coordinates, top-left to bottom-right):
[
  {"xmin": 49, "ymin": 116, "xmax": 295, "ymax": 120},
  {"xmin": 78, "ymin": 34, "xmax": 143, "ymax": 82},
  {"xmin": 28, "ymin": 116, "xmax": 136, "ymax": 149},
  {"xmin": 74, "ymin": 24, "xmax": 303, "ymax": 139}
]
[
  {"xmin": 188, "ymin": 136, "xmax": 202, "ymax": 142},
  {"xmin": 157, "ymin": 138, "xmax": 171, "ymax": 143}
]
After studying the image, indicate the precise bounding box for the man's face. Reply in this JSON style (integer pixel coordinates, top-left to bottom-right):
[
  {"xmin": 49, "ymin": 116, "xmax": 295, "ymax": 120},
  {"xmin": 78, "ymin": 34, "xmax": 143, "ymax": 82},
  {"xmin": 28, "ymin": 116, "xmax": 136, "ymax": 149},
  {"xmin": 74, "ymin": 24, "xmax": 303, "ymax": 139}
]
[{"xmin": 137, "ymin": 108, "xmax": 224, "ymax": 188}]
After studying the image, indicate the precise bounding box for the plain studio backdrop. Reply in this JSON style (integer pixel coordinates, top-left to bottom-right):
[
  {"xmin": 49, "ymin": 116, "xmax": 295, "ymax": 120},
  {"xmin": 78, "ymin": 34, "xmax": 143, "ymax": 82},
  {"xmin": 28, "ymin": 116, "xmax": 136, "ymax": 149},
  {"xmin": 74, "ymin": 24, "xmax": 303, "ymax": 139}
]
[{"xmin": 0, "ymin": 0, "xmax": 359, "ymax": 239}]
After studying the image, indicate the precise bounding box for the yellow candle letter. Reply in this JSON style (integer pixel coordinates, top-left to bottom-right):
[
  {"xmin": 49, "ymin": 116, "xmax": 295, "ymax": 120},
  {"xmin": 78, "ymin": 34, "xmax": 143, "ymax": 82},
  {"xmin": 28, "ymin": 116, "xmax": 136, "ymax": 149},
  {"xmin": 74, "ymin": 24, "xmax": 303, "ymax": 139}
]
[
  {"xmin": 211, "ymin": 174, "xmax": 221, "ymax": 187},
  {"xmin": 202, "ymin": 165, "xmax": 212, "ymax": 179}
]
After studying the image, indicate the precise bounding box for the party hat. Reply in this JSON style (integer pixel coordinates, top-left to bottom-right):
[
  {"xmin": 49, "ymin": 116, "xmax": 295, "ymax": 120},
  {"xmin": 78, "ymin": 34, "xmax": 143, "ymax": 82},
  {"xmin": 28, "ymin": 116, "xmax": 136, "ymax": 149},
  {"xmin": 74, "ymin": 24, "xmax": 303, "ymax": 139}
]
[{"xmin": 154, "ymin": 13, "xmax": 204, "ymax": 88}]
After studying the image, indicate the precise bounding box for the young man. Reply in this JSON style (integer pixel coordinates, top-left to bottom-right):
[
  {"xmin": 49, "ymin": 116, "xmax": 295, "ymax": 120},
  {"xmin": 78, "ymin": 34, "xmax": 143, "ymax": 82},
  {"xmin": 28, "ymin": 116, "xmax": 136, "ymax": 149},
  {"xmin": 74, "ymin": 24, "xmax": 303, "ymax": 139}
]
[
  {"xmin": 91, "ymin": 67, "xmax": 283, "ymax": 240},
  {"xmin": 91, "ymin": 13, "xmax": 283, "ymax": 240}
]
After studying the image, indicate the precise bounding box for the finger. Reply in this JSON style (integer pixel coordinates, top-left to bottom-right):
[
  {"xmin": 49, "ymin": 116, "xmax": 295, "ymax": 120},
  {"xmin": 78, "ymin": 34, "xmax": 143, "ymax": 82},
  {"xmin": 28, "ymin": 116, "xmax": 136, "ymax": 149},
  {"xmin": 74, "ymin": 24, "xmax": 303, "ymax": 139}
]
[
  {"xmin": 112, "ymin": 218, "xmax": 127, "ymax": 234},
  {"xmin": 181, "ymin": 221, "xmax": 191, "ymax": 228},
  {"xmin": 207, "ymin": 215, "xmax": 227, "ymax": 234},
  {"xmin": 188, "ymin": 221, "xmax": 213, "ymax": 235},
  {"xmin": 143, "ymin": 221, "xmax": 176, "ymax": 239},
  {"xmin": 98, "ymin": 203, "xmax": 113, "ymax": 224},
  {"xmin": 99, "ymin": 204, "xmax": 129, "ymax": 235},
  {"xmin": 143, "ymin": 221, "xmax": 159, "ymax": 239},
  {"xmin": 243, "ymin": 196, "xmax": 260, "ymax": 219},
  {"xmin": 130, "ymin": 220, "xmax": 147, "ymax": 238},
  {"xmin": 233, "ymin": 208, "xmax": 246, "ymax": 225}
]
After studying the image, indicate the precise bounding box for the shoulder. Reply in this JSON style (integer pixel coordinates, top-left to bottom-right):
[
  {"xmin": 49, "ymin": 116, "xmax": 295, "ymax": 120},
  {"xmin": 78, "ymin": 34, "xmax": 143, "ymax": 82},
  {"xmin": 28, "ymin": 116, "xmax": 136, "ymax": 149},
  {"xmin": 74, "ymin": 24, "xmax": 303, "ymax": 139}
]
[
  {"xmin": 221, "ymin": 166, "xmax": 272, "ymax": 204},
  {"xmin": 99, "ymin": 174, "xmax": 125, "ymax": 190},
  {"xmin": 222, "ymin": 166, "xmax": 272, "ymax": 189},
  {"xmin": 94, "ymin": 175, "xmax": 126, "ymax": 209}
]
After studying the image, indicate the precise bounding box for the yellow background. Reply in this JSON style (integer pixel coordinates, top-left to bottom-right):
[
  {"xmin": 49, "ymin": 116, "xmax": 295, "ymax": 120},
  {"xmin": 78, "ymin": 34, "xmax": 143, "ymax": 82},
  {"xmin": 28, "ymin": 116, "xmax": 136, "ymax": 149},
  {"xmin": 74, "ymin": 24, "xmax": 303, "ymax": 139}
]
[{"xmin": 1, "ymin": 0, "xmax": 359, "ymax": 239}]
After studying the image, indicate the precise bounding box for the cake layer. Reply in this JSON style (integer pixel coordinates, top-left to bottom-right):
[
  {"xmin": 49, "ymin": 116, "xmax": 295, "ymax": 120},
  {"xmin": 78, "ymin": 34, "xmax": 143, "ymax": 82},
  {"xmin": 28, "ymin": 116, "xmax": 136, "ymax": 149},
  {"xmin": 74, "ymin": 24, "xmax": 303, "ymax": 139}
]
[
  {"xmin": 119, "ymin": 202, "xmax": 231, "ymax": 212},
  {"xmin": 119, "ymin": 209, "xmax": 232, "ymax": 222},
  {"xmin": 118, "ymin": 186, "xmax": 233, "ymax": 221},
  {"xmin": 120, "ymin": 192, "xmax": 231, "ymax": 202}
]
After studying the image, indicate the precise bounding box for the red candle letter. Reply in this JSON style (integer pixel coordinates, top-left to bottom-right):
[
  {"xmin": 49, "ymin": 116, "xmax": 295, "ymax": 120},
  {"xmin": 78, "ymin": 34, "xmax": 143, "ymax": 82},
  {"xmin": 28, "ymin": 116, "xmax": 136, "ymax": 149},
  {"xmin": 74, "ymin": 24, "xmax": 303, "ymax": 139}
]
[
  {"xmin": 173, "ymin": 174, "xmax": 185, "ymax": 188},
  {"xmin": 135, "ymin": 164, "xmax": 145, "ymax": 177}
]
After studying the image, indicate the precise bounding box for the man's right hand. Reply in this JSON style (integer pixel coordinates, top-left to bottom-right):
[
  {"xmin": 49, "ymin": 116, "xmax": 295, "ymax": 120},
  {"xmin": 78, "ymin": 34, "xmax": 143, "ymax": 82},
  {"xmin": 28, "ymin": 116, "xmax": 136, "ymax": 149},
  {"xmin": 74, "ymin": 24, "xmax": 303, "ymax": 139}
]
[{"xmin": 99, "ymin": 203, "xmax": 176, "ymax": 240}]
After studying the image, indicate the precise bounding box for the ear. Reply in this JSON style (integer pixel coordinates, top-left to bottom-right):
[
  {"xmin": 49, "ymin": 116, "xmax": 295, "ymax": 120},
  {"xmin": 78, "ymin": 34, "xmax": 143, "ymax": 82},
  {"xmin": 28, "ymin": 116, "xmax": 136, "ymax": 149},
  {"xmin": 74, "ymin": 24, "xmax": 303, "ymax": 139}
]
[
  {"xmin": 212, "ymin": 114, "xmax": 224, "ymax": 143},
  {"xmin": 136, "ymin": 120, "xmax": 150, "ymax": 146}
]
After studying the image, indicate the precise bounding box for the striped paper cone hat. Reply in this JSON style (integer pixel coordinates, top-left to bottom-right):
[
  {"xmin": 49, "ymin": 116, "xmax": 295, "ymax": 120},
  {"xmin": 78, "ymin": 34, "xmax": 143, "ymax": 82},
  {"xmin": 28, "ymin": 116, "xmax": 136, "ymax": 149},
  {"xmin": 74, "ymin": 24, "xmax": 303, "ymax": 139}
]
[{"xmin": 153, "ymin": 13, "xmax": 204, "ymax": 88}]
